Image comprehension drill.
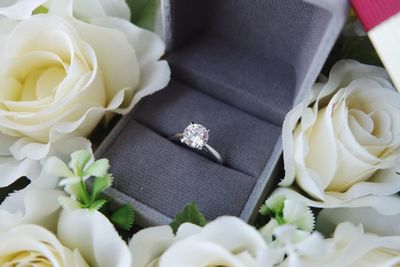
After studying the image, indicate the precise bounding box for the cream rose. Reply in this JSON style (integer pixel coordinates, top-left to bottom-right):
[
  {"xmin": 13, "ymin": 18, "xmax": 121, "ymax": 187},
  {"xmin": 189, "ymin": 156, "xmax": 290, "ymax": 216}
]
[
  {"xmin": 0, "ymin": 224, "xmax": 89, "ymax": 266},
  {"xmin": 276, "ymin": 60, "xmax": 400, "ymax": 214},
  {"xmin": 0, "ymin": 0, "xmax": 130, "ymax": 20},
  {"xmin": 0, "ymin": 0, "xmax": 170, "ymax": 186},
  {"xmin": 0, "ymin": 208, "xmax": 132, "ymax": 267},
  {"xmin": 130, "ymin": 216, "xmax": 274, "ymax": 267},
  {"xmin": 0, "ymin": 210, "xmax": 131, "ymax": 267},
  {"xmin": 284, "ymin": 222, "xmax": 400, "ymax": 267}
]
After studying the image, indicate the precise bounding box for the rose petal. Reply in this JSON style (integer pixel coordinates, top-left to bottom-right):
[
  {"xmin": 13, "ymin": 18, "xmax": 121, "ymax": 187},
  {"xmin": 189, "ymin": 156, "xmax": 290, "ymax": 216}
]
[
  {"xmin": 159, "ymin": 241, "xmax": 250, "ymax": 267},
  {"xmin": 302, "ymin": 106, "xmax": 338, "ymax": 190},
  {"xmin": 0, "ymin": 157, "xmax": 41, "ymax": 187},
  {"xmin": 0, "ymin": 185, "xmax": 63, "ymax": 232},
  {"xmin": 318, "ymin": 60, "xmax": 392, "ymax": 101},
  {"xmin": 281, "ymin": 105, "xmax": 306, "ymax": 186},
  {"xmin": 129, "ymin": 225, "xmax": 175, "ymax": 267},
  {"xmin": 339, "ymin": 166, "xmax": 400, "ymax": 200},
  {"xmin": 89, "ymin": 16, "xmax": 165, "ymax": 65},
  {"xmin": 293, "ymin": 131, "xmax": 326, "ymax": 199},
  {"xmin": 72, "ymin": 0, "xmax": 131, "ymax": 20},
  {"xmin": 272, "ymin": 187, "xmax": 400, "ymax": 216},
  {"xmin": 327, "ymin": 140, "xmax": 378, "ymax": 191},
  {"xmin": 317, "ymin": 207, "xmax": 400, "ymax": 237},
  {"xmin": 118, "ymin": 60, "xmax": 170, "ymax": 114},
  {"xmin": 69, "ymin": 17, "xmax": 139, "ymax": 103},
  {"xmin": 47, "ymin": 0, "xmax": 73, "ymax": 17},
  {"xmin": 0, "ymin": 0, "xmax": 47, "ymax": 20},
  {"xmin": 0, "ymin": 132, "xmax": 18, "ymax": 156},
  {"xmin": 58, "ymin": 209, "xmax": 132, "ymax": 267}
]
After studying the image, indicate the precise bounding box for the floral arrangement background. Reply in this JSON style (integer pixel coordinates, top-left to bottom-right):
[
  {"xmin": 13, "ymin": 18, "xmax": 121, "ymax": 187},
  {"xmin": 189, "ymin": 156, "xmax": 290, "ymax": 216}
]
[{"xmin": 0, "ymin": 1, "xmax": 400, "ymax": 267}]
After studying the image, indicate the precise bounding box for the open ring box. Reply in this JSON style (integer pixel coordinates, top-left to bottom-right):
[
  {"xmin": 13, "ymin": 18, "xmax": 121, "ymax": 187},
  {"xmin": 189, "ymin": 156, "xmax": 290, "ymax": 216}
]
[{"xmin": 96, "ymin": 0, "xmax": 349, "ymax": 226}]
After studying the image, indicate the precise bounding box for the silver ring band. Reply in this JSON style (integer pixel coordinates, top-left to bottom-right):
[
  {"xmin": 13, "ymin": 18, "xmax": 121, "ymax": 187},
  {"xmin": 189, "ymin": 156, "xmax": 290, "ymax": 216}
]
[{"xmin": 168, "ymin": 122, "xmax": 223, "ymax": 164}]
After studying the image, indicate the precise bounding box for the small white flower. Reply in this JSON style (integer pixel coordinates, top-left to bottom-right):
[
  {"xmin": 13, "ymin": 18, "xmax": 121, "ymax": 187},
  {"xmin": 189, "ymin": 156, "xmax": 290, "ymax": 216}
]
[
  {"xmin": 260, "ymin": 195, "xmax": 315, "ymax": 232},
  {"xmin": 259, "ymin": 195, "xmax": 322, "ymax": 266},
  {"xmin": 259, "ymin": 195, "xmax": 315, "ymax": 242},
  {"xmin": 272, "ymin": 225, "xmax": 327, "ymax": 267},
  {"xmin": 0, "ymin": 138, "xmax": 91, "ymax": 232},
  {"xmin": 278, "ymin": 59, "xmax": 400, "ymax": 215}
]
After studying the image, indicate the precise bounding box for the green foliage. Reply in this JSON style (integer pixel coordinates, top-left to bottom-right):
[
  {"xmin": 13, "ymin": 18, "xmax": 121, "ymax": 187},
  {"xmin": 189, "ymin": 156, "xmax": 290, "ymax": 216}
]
[
  {"xmin": 89, "ymin": 199, "xmax": 108, "ymax": 211},
  {"xmin": 170, "ymin": 202, "xmax": 208, "ymax": 234},
  {"xmin": 91, "ymin": 174, "xmax": 113, "ymax": 201},
  {"xmin": 32, "ymin": 5, "xmax": 48, "ymax": 15},
  {"xmin": 52, "ymin": 150, "xmax": 135, "ymax": 230},
  {"xmin": 111, "ymin": 204, "xmax": 135, "ymax": 230},
  {"xmin": 126, "ymin": 0, "xmax": 160, "ymax": 31}
]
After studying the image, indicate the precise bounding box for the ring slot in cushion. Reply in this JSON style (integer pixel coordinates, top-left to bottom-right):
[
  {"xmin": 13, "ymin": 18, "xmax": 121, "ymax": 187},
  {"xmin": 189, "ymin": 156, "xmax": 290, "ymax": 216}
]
[
  {"xmin": 132, "ymin": 80, "xmax": 282, "ymax": 178},
  {"xmin": 103, "ymin": 120, "xmax": 256, "ymax": 219}
]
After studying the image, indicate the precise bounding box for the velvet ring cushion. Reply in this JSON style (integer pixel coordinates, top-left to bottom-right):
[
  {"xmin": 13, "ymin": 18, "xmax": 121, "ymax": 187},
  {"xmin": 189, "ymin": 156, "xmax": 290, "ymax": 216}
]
[
  {"xmin": 103, "ymin": 80, "xmax": 282, "ymax": 219},
  {"xmin": 102, "ymin": 119, "xmax": 258, "ymax": 219}
]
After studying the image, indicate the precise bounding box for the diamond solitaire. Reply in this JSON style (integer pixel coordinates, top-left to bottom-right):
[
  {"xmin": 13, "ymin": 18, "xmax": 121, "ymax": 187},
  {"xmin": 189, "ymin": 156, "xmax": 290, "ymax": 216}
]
[
  {"xmin": 168, "ymin": 122, "xmax": 223, "ymax": 164},
  {"xmin": 181, "ymin": 122, "xmax": 209, "ymax": 150}
]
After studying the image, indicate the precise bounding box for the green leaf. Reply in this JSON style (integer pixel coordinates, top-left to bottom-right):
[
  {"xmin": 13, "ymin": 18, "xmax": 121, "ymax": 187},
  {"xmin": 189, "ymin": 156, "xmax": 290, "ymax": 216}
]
[
  {"xmin": 91, "ymin": 174, "xmax": 113, "ymax": 201},
  {"xmin": 126, "ymin": 0, "xmax": 160, "ymax": 31},
  {"xmin": 74, "ymin": 181, "xmax": 91, "ymax": 206},
  {"xmin": 89, "ymin": 199, "xmax": 108, "ymax": 211},
  {"xmin": 32, "ymin": 5, "xmax": 48, "ymax": 15},
  {"xmin": 259, "ymin": 203, "xmax": 271, "ymax": 216},
  {"xmin": 170, "ymin": 202, "xmax": 207, "ymax": 234},
  {"xmin": 111, "ymin": 204, "xmax": 135, "ymax": 230},
  {"xmin": 259, "ymin": 195, "xmax": 285, "ymax": 216},
  {"xmin": 266, "ymin": 195, "xmax": 286, "ymax": 215}
]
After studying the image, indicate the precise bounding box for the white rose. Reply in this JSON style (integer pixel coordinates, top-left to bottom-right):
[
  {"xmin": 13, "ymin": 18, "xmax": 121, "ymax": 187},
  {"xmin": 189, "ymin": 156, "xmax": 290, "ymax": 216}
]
[
  {"xmin": 287, "ymin": 222, "xmax": 400, "ymax": 267},
  {"xmin": 317, "ymin": 206, "xmax": 400, "ymax": 239},
  {"xmin": 130, "ymin": 216, "xmax": 275, "ymax": 267},
  {"xmin": 276, "ymin": 60, "xmax": 400, "ymax": 214},
  {"xmin": 0, "ymin": 224, "xmax": 90, "ymax": 266},
  {"xmin": 0, "ymin": 0, "xmax": 130, "ymax": 20},
  {"xmin": 0, "ymin": 208, "xmax": 132, "ymax": 267},
  {"xmin": 0, "ymin": 0, "xmax": 170, "ymax": 186}
]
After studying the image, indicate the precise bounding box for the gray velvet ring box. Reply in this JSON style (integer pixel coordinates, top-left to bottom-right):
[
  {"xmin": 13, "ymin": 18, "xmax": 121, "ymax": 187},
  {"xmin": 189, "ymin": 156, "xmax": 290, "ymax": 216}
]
[{"xmin": 95, "ymin": 0, "xmax": 349, "ymax": 226}]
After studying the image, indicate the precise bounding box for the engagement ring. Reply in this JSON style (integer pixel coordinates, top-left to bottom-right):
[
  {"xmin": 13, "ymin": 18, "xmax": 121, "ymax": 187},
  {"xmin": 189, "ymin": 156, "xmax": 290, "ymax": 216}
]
[{"xmin": 169, "ymin": 122, "xmax": 223, "ymax": 164}]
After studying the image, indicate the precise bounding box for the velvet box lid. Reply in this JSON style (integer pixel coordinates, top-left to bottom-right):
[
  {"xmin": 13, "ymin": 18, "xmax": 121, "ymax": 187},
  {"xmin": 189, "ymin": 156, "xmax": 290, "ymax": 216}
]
[{"xmin": 95, "ymin": 0, "xmax": 349, "ymax": 226}]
